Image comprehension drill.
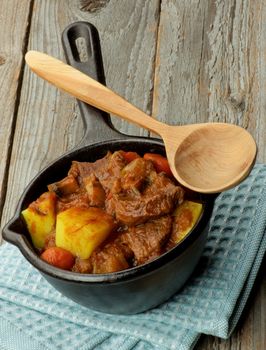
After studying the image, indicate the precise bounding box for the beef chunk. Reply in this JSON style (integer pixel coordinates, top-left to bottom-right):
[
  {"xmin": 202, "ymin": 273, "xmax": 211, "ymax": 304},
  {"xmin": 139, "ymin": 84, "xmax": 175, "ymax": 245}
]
[
  {"xmin": 48, "ymin": 175, "xmax": 80, "ymax": 196},
  {"xmin": 54, "ymin": 152, "xmax": 126, "ymax": 213},
  {"xmin": 68, "ymin": 152, "xmax": 111, "ymax": 179},
  {"xmin": 106, "ymin": 173, "xmax": 184, "ymax": 226},
  {"xmin": 120, "ymin": 216, "xmax": 172, "ymax": 265},
  {"xmin": 89, "ymin": 241, "xmax": 131, "ymax": 274},
  {"xmin": 72, "ymin": 257, "xmax": 93, "ymax": 273},
  {"xmin": 120, "ymin": 158, "xmax": 154, "ymax": 191},
  {"xmin": 166, "ymin": 207, "xmax": 194, "ymax": 251},
  {"xmin": 56, "ymin": 192, "xmax": 90, "ymax": 213},
  {"xmin": 83, "ymin": 174, "xmax": 106, "ymax": 207},
  {"xmin": 68, "ymin": 151, "xmax": 127, "ymax": 193}
]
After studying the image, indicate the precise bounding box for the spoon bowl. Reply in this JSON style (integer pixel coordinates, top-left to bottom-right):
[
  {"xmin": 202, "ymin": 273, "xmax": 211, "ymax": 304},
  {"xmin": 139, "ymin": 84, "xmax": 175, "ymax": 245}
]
[
  {"xmin": 162, "ymin": 123, "xmax": 256, "ymax": 192},
  {"xmin": 25, "ymin": 50, "xmax": 257, "ymax": 193}
]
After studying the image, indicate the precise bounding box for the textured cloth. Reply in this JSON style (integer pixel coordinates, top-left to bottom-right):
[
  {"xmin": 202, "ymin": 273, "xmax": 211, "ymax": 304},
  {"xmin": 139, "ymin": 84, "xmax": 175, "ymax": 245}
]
[{"xmin": 0, "ymin": 164, "xmax": 265, "ymax": 350}]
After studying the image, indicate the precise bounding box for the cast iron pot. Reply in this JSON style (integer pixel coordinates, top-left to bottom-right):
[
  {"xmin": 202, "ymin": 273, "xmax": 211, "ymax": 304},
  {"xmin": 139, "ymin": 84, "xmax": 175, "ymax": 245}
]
[{"xmin": 2, "ymin": 22, "xmax": 215, "ymax": 314}]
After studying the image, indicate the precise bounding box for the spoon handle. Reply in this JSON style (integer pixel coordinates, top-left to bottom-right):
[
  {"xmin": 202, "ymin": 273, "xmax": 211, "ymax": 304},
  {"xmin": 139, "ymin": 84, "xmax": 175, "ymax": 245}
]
[{"xmin": 25, "ymin": 51, "xmax": 164, "ymax": 135}]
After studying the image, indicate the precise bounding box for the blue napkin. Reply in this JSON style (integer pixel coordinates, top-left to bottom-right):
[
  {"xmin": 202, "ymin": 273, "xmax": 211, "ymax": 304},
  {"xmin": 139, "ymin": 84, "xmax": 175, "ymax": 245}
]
[{"xmin": 0, "ymin": 164, "xmax": 265, "ymax": 350}]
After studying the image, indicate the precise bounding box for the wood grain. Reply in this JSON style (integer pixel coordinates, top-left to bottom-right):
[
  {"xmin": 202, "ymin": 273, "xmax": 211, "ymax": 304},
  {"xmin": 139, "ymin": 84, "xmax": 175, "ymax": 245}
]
[
  {"xmin": 152, "ymin": 0, "xmax": 212, "ymax": 126},
  {"xmin": 0, "ymin": 0, "xmax": 33, "ymax": 227}
]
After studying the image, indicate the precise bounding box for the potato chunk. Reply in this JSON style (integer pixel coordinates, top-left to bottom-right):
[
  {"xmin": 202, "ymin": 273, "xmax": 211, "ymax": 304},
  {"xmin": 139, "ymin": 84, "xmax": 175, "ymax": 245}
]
[
  {"xmin": 172, "ymin": 200, "xmax": 203, "ymax": 243},
  {"xmin": 56, "ymin": 207, "xmax": 115, "ymax": 259},
  {"xmin": 22, "ymin": 192, "xmax": 57, "ymax": 249}
]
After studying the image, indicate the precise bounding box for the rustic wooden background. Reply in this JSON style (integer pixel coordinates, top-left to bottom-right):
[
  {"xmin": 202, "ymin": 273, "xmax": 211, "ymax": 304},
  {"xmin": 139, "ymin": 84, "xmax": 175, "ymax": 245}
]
[{"xmin": 0, "ymin": 0, "xmax": 265, "ymax": 349}]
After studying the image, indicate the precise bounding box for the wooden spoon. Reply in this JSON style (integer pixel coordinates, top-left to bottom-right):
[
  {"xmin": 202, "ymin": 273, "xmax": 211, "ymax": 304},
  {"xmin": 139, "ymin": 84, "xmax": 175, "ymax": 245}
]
[{"xmin": 25, "ymin": 51, "xmax": 257, "ymax": 193}]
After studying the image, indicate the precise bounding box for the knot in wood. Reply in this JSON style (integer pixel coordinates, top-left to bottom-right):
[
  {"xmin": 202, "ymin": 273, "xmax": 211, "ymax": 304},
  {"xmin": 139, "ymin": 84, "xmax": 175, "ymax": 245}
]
[
  {"xmin": 80, "ymin": 0, "xmax": 110, "ymax": 12},
  {"xmin": 227, "ymin": 93, "xmax": 246, "ymax": 113},
  {"xmin": 0, "ymin": 55, "xmax": 6, "ymax": 65}
]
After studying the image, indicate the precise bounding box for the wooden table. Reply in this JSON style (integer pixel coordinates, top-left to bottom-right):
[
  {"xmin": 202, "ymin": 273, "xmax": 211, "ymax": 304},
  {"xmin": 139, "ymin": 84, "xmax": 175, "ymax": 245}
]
[{"xmin": 0, "ymin": 1, "xmax": 265, "ymax": 349}]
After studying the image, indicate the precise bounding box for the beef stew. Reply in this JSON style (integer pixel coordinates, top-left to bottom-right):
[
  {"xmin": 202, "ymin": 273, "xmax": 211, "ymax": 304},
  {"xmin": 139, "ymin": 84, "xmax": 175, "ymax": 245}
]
[{"xmin": 22, "ymin": 150, "xmax": 203, "ymax": 274}]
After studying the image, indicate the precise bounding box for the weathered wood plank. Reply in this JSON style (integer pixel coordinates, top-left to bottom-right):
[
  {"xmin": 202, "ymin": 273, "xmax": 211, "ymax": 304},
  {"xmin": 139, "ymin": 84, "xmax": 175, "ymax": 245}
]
[
  {"xmin": 206, "ymin": 0, "xmax": 266, "ymax": 162},
  {"xmin": 152, "ymin": 0, "xmax": 212, "ymax": 126},
  {"xmin": 153, "ymin": 1, "xmax": 266, "ymax": 349},
  {"xmin": 0, "ymin": 0, "xmax": 33, "ymax": 228},
  {"xmin": 75, "ymin": 0, "xmax": 161, "ymax": 135},
  {"xmin": 153, "ymin": 0, "xmax": 265, "ymax": 163},
  {"xmin": 1, "ymin": 0, "xmax": 160, "ymax": 228}
]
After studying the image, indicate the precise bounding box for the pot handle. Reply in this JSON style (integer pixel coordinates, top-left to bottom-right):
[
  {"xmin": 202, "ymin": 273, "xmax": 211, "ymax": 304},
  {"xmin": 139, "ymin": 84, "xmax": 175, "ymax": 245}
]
[{"xmin": 62, "ymin": 21, "xmax": 125, "ymax": 147}]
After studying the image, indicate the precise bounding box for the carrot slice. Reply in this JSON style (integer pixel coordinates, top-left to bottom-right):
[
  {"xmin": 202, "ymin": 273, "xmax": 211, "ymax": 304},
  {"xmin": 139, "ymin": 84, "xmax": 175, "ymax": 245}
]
[
  {"xmin": 41, "ymin": 247, "xmax": 75, "ymax": 270},
  {"xmin": 143, "ymin": 153, "xmax": 172, "ymax": 177},
  {"xmin": 122, "ymin": 151, "xmax": 140, "ymax": 163}
]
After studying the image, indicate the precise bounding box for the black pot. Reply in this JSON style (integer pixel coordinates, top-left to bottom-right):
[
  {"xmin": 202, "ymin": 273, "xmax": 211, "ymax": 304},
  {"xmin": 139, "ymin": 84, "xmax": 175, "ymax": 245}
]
[{"xmin": 2, "ymin": 22, "xmax": 215, "ymax": 314}]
